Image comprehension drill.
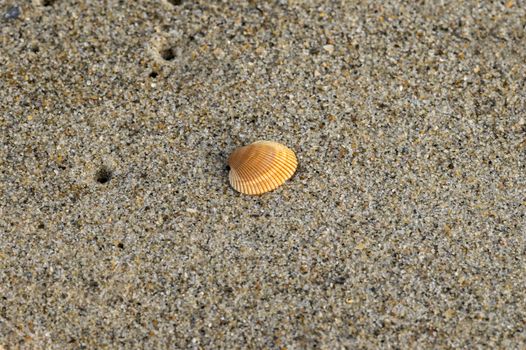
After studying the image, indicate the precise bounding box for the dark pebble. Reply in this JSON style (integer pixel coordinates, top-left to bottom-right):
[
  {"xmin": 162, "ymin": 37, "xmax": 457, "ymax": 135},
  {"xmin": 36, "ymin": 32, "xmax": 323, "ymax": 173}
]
[{"xmin": 4, "ymin": 6, "xmax": 21, "ymax": 20}]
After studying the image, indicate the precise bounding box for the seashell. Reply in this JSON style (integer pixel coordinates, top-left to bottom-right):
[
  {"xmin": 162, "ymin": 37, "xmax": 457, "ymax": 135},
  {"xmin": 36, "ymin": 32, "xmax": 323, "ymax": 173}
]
[{"xmin": 228, "ymin": 141, "xmax": 298, "ymax": 195}]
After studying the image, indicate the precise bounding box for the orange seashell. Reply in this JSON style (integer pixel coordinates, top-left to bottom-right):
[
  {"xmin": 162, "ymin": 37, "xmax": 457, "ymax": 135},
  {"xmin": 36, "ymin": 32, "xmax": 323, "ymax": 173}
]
[{"xmin": 228, "ymin": 141, "xmax": 298, "ymax": 195}]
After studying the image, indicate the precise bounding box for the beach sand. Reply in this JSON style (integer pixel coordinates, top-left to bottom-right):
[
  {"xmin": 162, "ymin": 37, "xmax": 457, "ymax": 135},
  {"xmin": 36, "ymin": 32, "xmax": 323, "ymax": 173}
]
[{"xmin": 1, "ymin": 0, "xmax": 525, "ymax": 348}]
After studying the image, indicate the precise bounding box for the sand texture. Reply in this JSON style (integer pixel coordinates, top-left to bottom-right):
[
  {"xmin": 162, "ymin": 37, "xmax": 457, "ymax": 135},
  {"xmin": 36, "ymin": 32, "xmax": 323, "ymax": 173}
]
[{"xmin": 1, "ymin": 0, "xmax": 526, "ymax": 348}]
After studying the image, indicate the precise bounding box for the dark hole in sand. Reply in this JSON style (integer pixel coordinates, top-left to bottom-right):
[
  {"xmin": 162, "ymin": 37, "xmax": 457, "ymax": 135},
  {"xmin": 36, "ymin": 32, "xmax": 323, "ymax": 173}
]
[
  {"xmin": 168, "ymin": 0, "xmax": 183, "ymax": 5},
  {"xmin": 333, "ymin": 276, "xmax": 346, "ymax": 285},
  {"xmin": 95, "ymin": 166, "xmax": 112, "ymax": 184},
  {"xmin": 42, "ymin": 0, "xmax": 56, "ymax": 6},
  {"xmin": 160, "ymin": 48, "xmax": 175, "ymax": 61},
  {"xmin": 149, "ymin": 71, "xmax": 158, "ymax": 78}
]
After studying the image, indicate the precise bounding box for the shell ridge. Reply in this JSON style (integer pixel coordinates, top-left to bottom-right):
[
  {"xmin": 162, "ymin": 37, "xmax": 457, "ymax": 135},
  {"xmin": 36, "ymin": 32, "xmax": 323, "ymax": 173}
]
[
  {"xmin": 241, "ymin": 150, "xmax": 277, "ymax": 185},
  {"xmin": 269, "ymin": 151, "xmax": 295, "ymax": 181},
  {"xmin": 240, "ymin": 161, "xmax": 263, "ymax": 184}
]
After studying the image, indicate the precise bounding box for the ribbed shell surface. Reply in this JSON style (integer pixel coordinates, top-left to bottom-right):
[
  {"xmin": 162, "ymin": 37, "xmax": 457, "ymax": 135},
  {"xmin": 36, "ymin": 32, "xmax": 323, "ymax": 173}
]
[{"xmin": 228, "ymin": 141, "xmax": 298, "ymax": 195}]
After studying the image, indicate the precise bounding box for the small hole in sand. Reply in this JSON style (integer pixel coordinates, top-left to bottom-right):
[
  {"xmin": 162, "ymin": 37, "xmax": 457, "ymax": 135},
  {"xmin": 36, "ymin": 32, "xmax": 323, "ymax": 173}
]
[
  {"xmin": 160, "ymin": 48, "xmax": 176, "ymax": 61},
  {"xmin": 95, "ymin": 166, "xmax": 112, "ymax": 184},
  {"xmin": 149, "ymin": 71, "xmax": 159, "ymax": 78},
  {"xmin": 168, "ymin": 0, "xmax": 183, "ymax": 5},
  {"xmin": 42, "ymin": 0, "xmax": 56, "ymax": 6}
]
